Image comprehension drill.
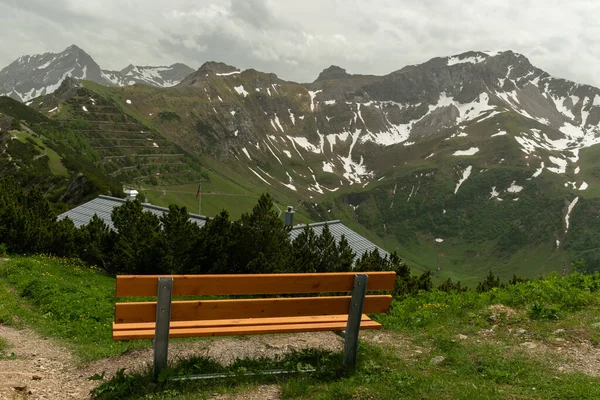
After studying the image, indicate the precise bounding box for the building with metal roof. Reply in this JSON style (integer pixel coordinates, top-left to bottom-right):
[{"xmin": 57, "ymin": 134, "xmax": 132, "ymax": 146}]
[
  {"xmin": 289, "ymin": 220, "xmax": 389, "ymax": 260},
  {"xmin": 57, "ymin": 195, "xmax": 207, "ymax": 229},
  {"xmin": 58, "ymin": 197, "xmax": 387, "ymax": 260}
]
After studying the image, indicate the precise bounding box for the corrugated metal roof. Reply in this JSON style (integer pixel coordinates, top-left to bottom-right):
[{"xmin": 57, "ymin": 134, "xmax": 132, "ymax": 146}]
[
  {"xmin": 57, "ymin": 195, "xmax": 207, "ymax": 229},
  {"xmin": 290, "ymin": 220, "xmax": 389, "ymax": 260},
  {"xmin": 58, "ymin": 198, "xmax": 387, "ymax": 261}
]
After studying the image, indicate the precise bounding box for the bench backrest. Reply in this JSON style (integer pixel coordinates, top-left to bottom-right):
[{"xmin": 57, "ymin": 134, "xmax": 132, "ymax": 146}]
[{"xmin": 115, "ymin": 272, "xmax": 396, "ymax": 324}]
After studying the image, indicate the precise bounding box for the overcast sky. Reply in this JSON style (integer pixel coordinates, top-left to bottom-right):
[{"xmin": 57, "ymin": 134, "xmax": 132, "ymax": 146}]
[{"xmin": 1, "ymin": 0, "xmax": 599, "ymax": 85}]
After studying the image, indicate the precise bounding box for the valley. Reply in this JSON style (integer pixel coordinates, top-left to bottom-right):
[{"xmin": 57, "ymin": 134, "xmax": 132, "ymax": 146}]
[{"xmin": 3, "ymin": 46, "xmax": 600, "ymax": 282}]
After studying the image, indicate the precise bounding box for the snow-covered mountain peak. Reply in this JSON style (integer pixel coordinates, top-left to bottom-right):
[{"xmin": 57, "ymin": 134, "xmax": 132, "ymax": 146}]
[{"xmin": 0, "ymin": 45, "xmax": 194, "ymax": 102}]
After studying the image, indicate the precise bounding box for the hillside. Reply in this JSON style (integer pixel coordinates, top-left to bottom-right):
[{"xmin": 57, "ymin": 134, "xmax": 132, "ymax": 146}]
[
  {"xmin": 1, "ymin": 256, "xmax": 599, "ymax": 399},
  {"xmin": 17, "ymin": 50, "xmax": 600, "ymax": 281},
  {"xmin": 5, "ymin": 49, "xmax": 600, "ymax": 279}
]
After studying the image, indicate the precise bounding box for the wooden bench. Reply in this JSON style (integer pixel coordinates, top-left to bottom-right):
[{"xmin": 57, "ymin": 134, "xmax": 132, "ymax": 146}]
[{"xmin": 113, "ymin": 272, "xmax": 396, "ymax": 378}]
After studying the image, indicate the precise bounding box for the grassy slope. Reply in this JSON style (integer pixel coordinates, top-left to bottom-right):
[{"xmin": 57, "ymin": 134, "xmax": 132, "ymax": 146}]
[
  {"xmin": 10, "ymin": 129, "xmax": 69, "ymax": 176},
  {"xmin": 45, "ymin": 83, "xmax": 600, "ymax": 283},
  {"xmin": 1, "ymin": 256, "xmax": 600, "ymax": 399}
]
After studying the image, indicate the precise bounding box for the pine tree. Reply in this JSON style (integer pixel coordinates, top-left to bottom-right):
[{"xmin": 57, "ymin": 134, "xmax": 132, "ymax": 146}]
[
  {"xmin": 192, "ymin": 210, "xmax": 233, "ymax": 274},
  {"xmin": 111, "ymin": 200, "xmax": 163, "ymax": 274},
  {"xmin": 289, "ymin": 225, "xmax": 318, "ymax": 273},
  {"xmin": 229, "ymin": 194, "xmax": 291, "ymax": 274},
  {"xmin": 159, "ymin": 204, "xmax": 200, "ymax": 273}
]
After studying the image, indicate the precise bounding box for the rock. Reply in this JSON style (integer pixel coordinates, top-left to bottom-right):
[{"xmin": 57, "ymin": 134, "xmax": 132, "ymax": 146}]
[
  {"xmin": 456, "ymin": 334, "xmax": 468, "ymax": 340},
  {"xmin": 430, "ymin": 356, "xmax": 445, "ymax": 365},
  {"xmin": 515, "ymin": 329, "xmax": 527, "ymax": 335},
  {"xmin": 554, "ymin": 329, "xmax": 566, "ymax": 334}
]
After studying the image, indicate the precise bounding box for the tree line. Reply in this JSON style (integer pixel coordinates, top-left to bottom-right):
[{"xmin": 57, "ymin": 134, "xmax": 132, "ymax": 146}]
[{"xmin": 0, "ymin": 177, "xmax": 537, "ymax": 296}]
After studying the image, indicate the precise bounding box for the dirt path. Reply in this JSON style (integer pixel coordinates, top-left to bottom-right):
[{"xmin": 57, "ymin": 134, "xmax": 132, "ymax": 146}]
[
  {"xmin": 0, "ymin": 325, "xmax": 346, "ymax": 400},
  {"xmin": 0, "ymin": 325, "xmax": 96, "ymax": 400}
]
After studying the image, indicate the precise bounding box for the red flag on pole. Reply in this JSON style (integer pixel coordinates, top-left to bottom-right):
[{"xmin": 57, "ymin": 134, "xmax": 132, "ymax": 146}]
[{"xmin": 195, "ymin": 183, "xmax": 201, "ymax": 199}]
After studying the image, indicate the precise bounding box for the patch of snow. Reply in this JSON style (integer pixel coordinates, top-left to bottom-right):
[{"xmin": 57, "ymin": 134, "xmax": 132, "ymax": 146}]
[
  {"xmin": 234, "ymin": 85, "xmax": 249, "ymax": 97},
  {"xmin": 152, "ymin": 142, "xmax": 159, "ymax": 148},
  {"xmin": 453, "ymin": 147, "xmax": 479, "ymax": 156},
  {"xmin": 574, "ymin": 166, "xmax": 580, "ymax": 174},
  {"xmin": 274, "ymin": 114, "xmax": 285, "ymax": 132},
  {"xmin": 403, "ymin": 141, "xmax": 415, "ymax": 147},
  {"xmin": 216, "ymin": 70, "xmax": 241, "ymax": 76},
  {"xmin": 288, "ymin": 136, "xmax": 320, "ymax": 154},
  {"xmin": 425, "ymin": 153, "xmax": 435, "ymax": 159},
  {"xmin": 489, "ymin": 186, "xmax": 500, "ymax": 199},
  {"xmin": 288, "ymin": 109, "xmax": 295, "ymax": 125},
  {"xmin": 82, "ymin": 106, "xmax": 88, "ymax": 112},
  {"xmin": 48, "ymin": 107, "xmax": 58, "ymax": 113},
  {"xmin": 267, "ymin": 88, "xmax": 271, "ymax": 96},
  {"xmin": 234, "ymin": 130, "xmax": 239, "ymax": 137},
  {"xmin": 283, "ymin": 150, "xmax": 292, "ymax": 158},
  {"xmin": 322, "ymin": 161, "xmax": 334, "ymax": 173},
  {"xmin": 324, "ymin": 100, "xmax": 336, "ymax": 105},
  {"xmin": 447, "ymin": 54, "xmax": 487, "ymax": 65},
  {"xmin": 281, "ymin": 171, "xmax": 297, "ymax": 191},
  {"xmin": 218, "ymin": 96, "xmax": 223, "ymax": 102},
  {"xmin": 230, "ymin": 110, "xmax": 236, "ymax": 116},
  {"xmin": 36, "ymin": 59, "xmax": 55, "ymax": 70},
  {"xmin": 249, "ymin": 167, "xmax": 271, "ymax": 185},
  {"xmin": 564, "ymin": 197, "xmax": 579, "ymax": 233},
  {"xmin": 241, "ymin": 148, "xmax": 251, "ymax": 160},
  {"xmin": 477, "ymin": 110, "xmax": 505, "ymax": 122},
  {"xmin": 579, "ymin": 182, "xmax": 588, "ymax": 190},
  {"xmin": 308, "ymin": 90, "xmax": 322, "ymax": 112},
  {"xmin": 491, "ymin": 130, "xmax": 507, "ymax": 137},
  {"xmin": 435, "ymin": 238, "xmax": 444, "ymax": 243},
  {"xmin": 547, "ymin": 156, "xmax": 568, "ymax": 174},
  {"xmin": 454, "ymin": 165, "xmax": 473, "ymax": 194},
  {"xmin": 531, "ymin": 162, "xmax": 545, "ymax": 178},
  {"xmin": 506, "ymin": 181, "xmax": 523, "ymax": 193},
  {"xmin": 126, "ymin": 99, "xmax": 132, "ymax": 104},
  {"xmin": 263, "ymin": 140, "xmax": 283, "ymax": 165}
]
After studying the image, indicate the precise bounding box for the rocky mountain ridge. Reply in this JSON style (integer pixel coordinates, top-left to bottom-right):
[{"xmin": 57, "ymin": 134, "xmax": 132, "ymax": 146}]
[
  {"xmin": 10, "ymin": 48, "xmax": 600, "ymax": 281},
  {"xmin": 0, "ymin": 45, "xmax": 193, "ymax": 102}
]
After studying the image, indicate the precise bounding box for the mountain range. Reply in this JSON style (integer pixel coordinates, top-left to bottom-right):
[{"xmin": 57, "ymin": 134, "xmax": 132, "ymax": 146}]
[
  {"xmin": 2, "ymin": 46, "xmax": 600, "ymax": 284},
  {"xmin": 0, "ymin": 45, "xmax": 194, "ymax": 102}
]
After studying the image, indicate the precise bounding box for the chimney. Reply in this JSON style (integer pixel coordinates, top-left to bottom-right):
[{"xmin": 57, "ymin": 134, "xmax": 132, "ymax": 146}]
[
  {"xmin": 124, "ymin": 189, "xmax": 139, "ymax": 201},
  {"xmin": 284, "ymin": 206, "xmax": 294, "ymax": 226}
]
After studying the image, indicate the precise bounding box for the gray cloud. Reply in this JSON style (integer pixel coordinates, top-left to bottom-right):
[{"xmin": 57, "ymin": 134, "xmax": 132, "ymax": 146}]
[{"xmin": 0, "ymin": 0, "xmax": 599, "ymax": 86}]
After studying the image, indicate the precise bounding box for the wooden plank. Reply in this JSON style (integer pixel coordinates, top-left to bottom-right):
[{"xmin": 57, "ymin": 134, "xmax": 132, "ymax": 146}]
[
  {"xmin": 115, "ymin": 272, "xmax": 396, "ymax": 297},
  {"xmin": 115, "ymin": 295, "xmax": 393, "ymax": 323},
  {"xmin": 113, "ymin": 320, "xmax": 382, "ymax": 340},
  {"xmin": 113, "ymin": 314, "xmax": 372, "ymax": 331}
]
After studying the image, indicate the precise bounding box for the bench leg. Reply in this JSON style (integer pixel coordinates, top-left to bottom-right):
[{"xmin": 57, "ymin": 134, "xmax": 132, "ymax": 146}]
[
  {"xmin": 343, "ymin": 274, "xmax": 368, "ymax": 369},
  {"xmin": 153, "ymin": 277, "xmax": 173, "ymax": 379}
]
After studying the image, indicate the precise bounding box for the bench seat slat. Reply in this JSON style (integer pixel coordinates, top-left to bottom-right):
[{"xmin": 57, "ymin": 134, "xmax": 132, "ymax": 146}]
[
  {"xmin": 113, "ymin": 319, "xmax": 382, "ymax": 340},
  {"xmin": 115, "ymin": 295, "xmax": 393, "ymax": 323},
  {"xmin": 116, "ymin": 272, "xmax": 397, "ymax": 297},
  {"xmin": 113, "ymin": 314, "xmax": 373, "ymax": 331}
]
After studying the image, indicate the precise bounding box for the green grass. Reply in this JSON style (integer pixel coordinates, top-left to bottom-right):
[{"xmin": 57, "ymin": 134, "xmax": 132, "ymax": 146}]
[
  {"xmin": 2, "ymin": 258, "xmax": 600, "ymax": 398},
  {"xmin": 0, "ymin": 255, "xmax": 146, "ymax": 362},
  {"xmin": 90, "ymin": 270, "xmax": 600, "ymax": 399},
  {"xmin": 10, "ymin": 129, "xmax": 68, "ymax": 176}
]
